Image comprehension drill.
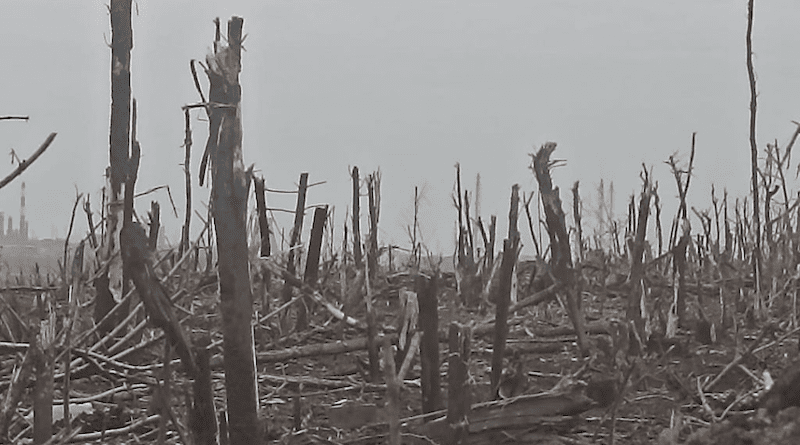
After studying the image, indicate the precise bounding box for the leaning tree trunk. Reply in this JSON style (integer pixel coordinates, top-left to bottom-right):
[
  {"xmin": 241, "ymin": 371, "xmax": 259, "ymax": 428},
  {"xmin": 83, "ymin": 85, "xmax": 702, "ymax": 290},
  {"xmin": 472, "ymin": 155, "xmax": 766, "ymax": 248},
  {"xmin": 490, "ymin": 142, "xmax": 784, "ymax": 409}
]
[
  {"xmin": 205, "ymin": 16, "xmax": 260, "ymax": 444},
  {"xmin": 530, "ymin": 143, "xmax": 588, "ymax": 355}
]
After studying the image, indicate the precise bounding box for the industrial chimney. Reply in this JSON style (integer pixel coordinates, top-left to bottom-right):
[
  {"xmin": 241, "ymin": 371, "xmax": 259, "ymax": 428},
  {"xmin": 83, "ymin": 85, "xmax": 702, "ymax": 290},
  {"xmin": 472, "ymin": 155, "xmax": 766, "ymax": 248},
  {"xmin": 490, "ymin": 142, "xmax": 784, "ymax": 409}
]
[{"xmin": 19, "ymin": 182, "xmax": 27, "ymax": 242}]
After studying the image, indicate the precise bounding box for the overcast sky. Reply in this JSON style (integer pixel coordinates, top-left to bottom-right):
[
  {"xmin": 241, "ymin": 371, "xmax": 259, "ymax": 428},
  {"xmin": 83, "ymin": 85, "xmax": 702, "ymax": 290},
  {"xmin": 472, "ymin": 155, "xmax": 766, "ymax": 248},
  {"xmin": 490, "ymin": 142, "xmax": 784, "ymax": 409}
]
[{"xmin": 1, "ymin": 1, "xmax": 800, "ymax": 257}]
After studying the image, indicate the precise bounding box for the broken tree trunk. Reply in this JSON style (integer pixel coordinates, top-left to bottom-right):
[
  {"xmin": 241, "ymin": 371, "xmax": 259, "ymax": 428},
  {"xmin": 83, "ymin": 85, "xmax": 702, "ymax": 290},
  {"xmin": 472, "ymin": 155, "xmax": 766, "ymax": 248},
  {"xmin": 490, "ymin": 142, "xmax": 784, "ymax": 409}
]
[
  {"xmin": 204, "ymin": 16, "xmax": 260, "ymax": 444},
  {"xmin": 530, "ymin": 143, "xmax": 588, "ymax": 355},
  {"xmin": 253, "ymin": 175, "xmax": 270, "ymax": 258},
  {"xmin": 491, "ymin": 239, "xmax": 516, "ymax": 399},
  {"xmin": 148, "ymin": 201, "xmax": 160, "ymax": 251},
  {"xmin": 297, "ymin": 205, "xmax": 327, "ymax": 330},
  {"xmin": 190, "ymin": 335, "xmax": 217, "ymax": 445},
  {"xmin": 628, "ymin": 167, "xmax": 654, "ymax": 345},
  {"xmin": 121, "ymin": 221, "xmax": 196, "ymax": 377},
  {"xmin": 418, "ymin": 274, "xmax": 442, "ymax": 414},
  {"xmin": 383, "ymin": 343, "xmax": 401, "ymax": 445},
  {"xmin": 352, "ymin": 166, "xmax": 363, "ymax": 268},
  {"xmin": 253, "ymin": 175, "xmax": 271, "ymax": 314},
  {"xmin": 180, "ymin": 108, "xmax": 192, "ymax": 258},
  {"xmin": 32, "ymin": 294, "xmax": 55, "ymax": 445},
  {"xmin": 282, "ymin": 172, "xmax": 308, "ymax": 332},
  {"xmin": 367, "ymin": 172, "xmax": 380, "ymax": 282},
  {"xmin": 447, "ymin": 322, "xmax": 471, "ymax": 444},
  {"xmin": 97, "ymin": 0, "xmax": 133, "ymax": 338}
]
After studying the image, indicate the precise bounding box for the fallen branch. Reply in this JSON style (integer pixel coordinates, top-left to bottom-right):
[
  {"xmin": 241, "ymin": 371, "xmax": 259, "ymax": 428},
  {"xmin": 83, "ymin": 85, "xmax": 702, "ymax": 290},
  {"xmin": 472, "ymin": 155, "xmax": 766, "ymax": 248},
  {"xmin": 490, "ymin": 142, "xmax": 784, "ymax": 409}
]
[
  {"xmin": 0, "ymin": 132, "xmax": 57, "ymax": 191},
  {"xmin": 264, "ymin": 260, "xmax": 366, "ymax": 330},
  {"xmin": 69, "ymin": 414, "xmax": 160, "ymax": 443}
]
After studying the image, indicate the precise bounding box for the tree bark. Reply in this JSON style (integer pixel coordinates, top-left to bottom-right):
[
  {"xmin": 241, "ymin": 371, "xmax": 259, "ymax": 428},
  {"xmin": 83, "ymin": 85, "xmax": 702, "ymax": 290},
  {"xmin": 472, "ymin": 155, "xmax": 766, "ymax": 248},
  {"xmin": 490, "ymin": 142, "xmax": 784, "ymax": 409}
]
[
  {"xmin": 746, "ymin": 0, "xmax": 762, "ymax": 296},
  {"xmin": 418, "ymin": 274, "xmax": 441, "ymax": 414},
  {"xmin": 180, "ymin": 108, "xmax": 192, "ymax": 257},
  {"xmin": 253, "ymin": 176, "xmax": 270, "ymax": 258},
  {"xmin": 351, "ymin": 167, "xmax": 362, "ymax": 268},
  {"xmin": 205, "ymin": 16, "xmax": 260, "ymax": 444},
  {"xmin": 490, "ymin": 239, "xmax": 515, "ymax": 398},
  {"xmin": 97, "ymin": 0, "xmax": 133, "ymax": 338},
  {"xmin": 530, "ymin": 143, "xmax": 588, "ymax": 355},
  {"xmin": 296, "ymin": 205, "xmax": 327, "ymax": 330}
]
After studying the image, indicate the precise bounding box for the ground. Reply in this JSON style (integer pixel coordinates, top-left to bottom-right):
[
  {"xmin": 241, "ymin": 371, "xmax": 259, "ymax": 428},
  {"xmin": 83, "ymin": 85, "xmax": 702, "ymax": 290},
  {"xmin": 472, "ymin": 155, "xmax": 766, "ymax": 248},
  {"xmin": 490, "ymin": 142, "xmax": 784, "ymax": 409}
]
[{"xmin": 2, "ymin": 257, "xmax": 800, "ymax": 444}]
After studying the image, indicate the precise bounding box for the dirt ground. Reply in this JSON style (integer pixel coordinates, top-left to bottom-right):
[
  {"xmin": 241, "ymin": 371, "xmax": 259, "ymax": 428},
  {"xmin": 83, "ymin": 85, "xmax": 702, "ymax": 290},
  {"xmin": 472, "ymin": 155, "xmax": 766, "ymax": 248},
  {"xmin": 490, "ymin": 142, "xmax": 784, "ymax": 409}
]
[{"xmin": 4, "ymin": 259, "xmax": 800, "ymax": 444}]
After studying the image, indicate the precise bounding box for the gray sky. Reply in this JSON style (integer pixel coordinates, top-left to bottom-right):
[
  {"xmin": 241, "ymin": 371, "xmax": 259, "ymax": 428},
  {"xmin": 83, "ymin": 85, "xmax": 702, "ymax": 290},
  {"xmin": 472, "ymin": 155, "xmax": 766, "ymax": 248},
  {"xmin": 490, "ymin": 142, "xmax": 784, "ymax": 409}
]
[{"xmin": 1, "ymin": 1, "xmax": 800, "ymax": 256}]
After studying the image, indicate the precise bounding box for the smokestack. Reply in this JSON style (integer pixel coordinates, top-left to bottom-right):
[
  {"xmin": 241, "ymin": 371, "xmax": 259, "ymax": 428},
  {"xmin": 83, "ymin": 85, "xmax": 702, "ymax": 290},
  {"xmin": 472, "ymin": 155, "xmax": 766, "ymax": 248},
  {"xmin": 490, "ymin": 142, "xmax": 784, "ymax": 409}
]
[
  {"xmin": 19, "ymin": 182, "xmax": 26, "ymax": 242},
  {"xmin": 0, "ymin": 211, "xmax": 5, "ymax": 239}
]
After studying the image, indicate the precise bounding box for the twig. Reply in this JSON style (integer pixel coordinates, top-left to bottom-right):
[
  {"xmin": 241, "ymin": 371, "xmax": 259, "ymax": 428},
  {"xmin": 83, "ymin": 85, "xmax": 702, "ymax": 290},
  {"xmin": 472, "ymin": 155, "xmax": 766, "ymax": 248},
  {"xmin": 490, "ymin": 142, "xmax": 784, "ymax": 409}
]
[
  {"xmin": 0, "ymin": 116, "xmax": 29, "ymax": 121},
  {"xmin": 69, "ymin": 414, "xmax": 160, "ymax": 442},
  {"xmin": 0, "ymin": 132, "xmax": 57, "ymax": 191}
]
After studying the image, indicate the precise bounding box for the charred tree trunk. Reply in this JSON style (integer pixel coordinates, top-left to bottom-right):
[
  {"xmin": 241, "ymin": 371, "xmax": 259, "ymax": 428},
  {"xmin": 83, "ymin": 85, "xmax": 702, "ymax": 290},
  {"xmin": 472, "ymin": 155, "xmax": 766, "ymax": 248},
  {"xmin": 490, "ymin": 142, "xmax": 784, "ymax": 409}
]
[
  {"xmin": 628, "ymin": 168, "xmax": 654, "ymax": 344},
  {"xmin": 351, "ymin": 167, "xmax": 362, "ymax": 268},
  {"xmin": 180, "ymin": 108, "xmax": 192, "ymax": 258},
  {"xmin": 530, "ymin": 143, "xmax": 588, "ymax": 355},
  {"xmin": 367, "ymin": 172, "xmax": 380, "ymax": 282},
  {"xmin": 148, "ymin": 201, "xmax": 160, "ymax": 251},
  {"xmin": 283, "ymin": 173, "xmax": 309, "ymax": 300},
  {"xmin": 746, "ymin": 0, "xmax": 762, "ymax": 296},
  {"xmin": 190, "ymin": 335, "xmax": 218, "ymax": 445},
  {"xmin": 296, "ymin": 205, "xmax": 327, "ymax": 330},
  {"xmin": 96, "ymin": 0, "xmax": 133, "ymax": 336},
  {"xmin": 205, "ymin": 17, "xmax": 260, "ymax": 444},
  {"xmin": 417, "ymin": 274, "xmax": 441, "ymax": 414},
  {"xmin": 282, "ymin": 173, "xmax": 308, "ymax": 332},
  {"xmin": 253, "ymin": 175, "xmax": 270, "ymax": 258},
  {"xmin": 491, "ymin": 238, "xmax": 515, "ymax": 399},
  {"xmin": 447, "ymin": 322, "xmax": 471, "ymax": 443}
]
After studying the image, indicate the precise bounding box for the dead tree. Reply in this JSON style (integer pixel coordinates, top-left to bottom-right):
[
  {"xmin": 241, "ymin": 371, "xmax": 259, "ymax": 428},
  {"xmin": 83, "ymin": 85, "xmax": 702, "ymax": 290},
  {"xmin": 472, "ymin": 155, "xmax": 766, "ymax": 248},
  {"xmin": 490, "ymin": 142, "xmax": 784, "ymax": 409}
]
[
  {"xmin": 628, "ymin": 167, "xmax": 655, "ymax": 345},
  {"xmin": 121, "ymin": 221, "xmax": 196, "ymax": 376},
  {"xmin": 203, "ymin": 16, "xmax": 260, "ymax": 443},
  {"xmin": 367, "ymin": 172, "xmax": 380, "ymax": 281},
  {"xmin": 351, "ymin": 166, "xmax": 363, "ymax": 268},
  {"xmin": 254, "ymin": 175, "xmax": 270, "ymax": 258},
  {"xmin": 530, "ymin": 143, "xmax": 588, "ymax": 355},
  {"xmin": 94, "ymin": 0, "xmax": 133, "ymax": 336},
  {"xmin": 746, "ymin": 0, "xmax": 762, "ymax": 295},
  {"xmin": 297, "ymin": 205, "xmax": 328, "ymax": 330},
  {"xmin": 180, "ymin": 108, "xmax": 192, "ymax": 257}
]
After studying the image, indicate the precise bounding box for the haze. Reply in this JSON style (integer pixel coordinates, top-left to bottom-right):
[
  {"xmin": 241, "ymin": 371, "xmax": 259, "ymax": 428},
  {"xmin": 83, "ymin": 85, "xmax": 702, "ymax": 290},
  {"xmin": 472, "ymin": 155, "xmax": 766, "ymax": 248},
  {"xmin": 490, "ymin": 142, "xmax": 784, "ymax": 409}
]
[{"xmin": 1, "ymin": 1, "xmax": 800, "ymax": 257}]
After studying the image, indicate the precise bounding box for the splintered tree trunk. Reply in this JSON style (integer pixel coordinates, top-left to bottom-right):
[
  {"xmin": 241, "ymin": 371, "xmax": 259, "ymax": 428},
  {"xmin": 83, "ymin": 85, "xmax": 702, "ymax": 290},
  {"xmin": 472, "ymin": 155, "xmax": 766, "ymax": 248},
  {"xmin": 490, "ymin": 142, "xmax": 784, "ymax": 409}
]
[
  {"xmin": 205, "ymin": 16, "xmax": 260, "ymax": 444},
  {"xmin": 447, "ymin": 322, "xmax": 471, "ymax": 443},
  {"xmin": 148, "ymin": 201, "xmax": 160, "ymax": 250},
  {"xmin": 96, "ymin": 0, "xmax": 132, "ymax": 334},
  {"xmin": 283, "ymin": 173, "xmax": 309, "ymax": 300},
  {"xmin": 180, "ymin": 108, "xmax": 192, "ymax": 257},
  {"xmin": 282, "ymin": 173, "xmax": 308, "ymax": 332},
  {"xmin": 296, "ymin": 205, "xmax": 327, "ymax": 330},
  {"xmin": 417, "ymin": 274, "xmax": 441, "ymax": 414},
  {"xmin": 628, "ymin": 169, "xmax": 654, "ymax": 344},
  {"xmin": 490, "ymin": 239, "xmax": 515, "ymax": 399},
  {"xmin": 367, "ymin": 172, "xmax": 380, "ymax": 281},
  {"xmin": 351, "ymin": 166, "xmax": 362, "ymax": 268},
  {"xmin": 530, "ymin": 143, "xmax": 588, "ymax": 354},
  {"xmin": 253, "ymin": 176, "xmax": 270, "ymax": 258}
]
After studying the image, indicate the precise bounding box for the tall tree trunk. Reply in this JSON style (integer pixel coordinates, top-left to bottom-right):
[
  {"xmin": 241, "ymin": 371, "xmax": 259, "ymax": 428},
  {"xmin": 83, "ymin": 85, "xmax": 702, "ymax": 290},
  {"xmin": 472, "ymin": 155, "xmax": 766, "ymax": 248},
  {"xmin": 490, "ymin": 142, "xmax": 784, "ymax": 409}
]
[
  {"xmin": 180, "ymin": 108, "xmax": 192, "ymax": 257},
  {"xmin": 351, "ymin": 166, "xmax": 362, "ymax": 268},
  {"xmin": 97, "ymin": 0, "xmax": 133, "ymax": 334},
  {"xmin": 746, "ymin": 0, "xmax": 762, "ymax": 296},
  {"xmin": 205, "ymin": 16, "xmax": 260, "ymax": 444}
]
